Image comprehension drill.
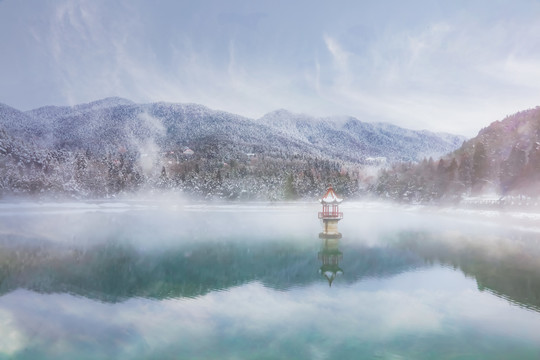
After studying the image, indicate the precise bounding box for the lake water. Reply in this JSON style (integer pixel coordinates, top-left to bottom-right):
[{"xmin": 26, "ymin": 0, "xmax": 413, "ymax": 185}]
[{"xmin": 1, "ymin": 200, "xmax": 540, "ymax": 359}]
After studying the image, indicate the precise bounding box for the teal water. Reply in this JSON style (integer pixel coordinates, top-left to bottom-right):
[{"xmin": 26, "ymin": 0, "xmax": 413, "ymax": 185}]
[{"xmin": 1, "ymin": 202, "xmax": 540, "ymax": 359}]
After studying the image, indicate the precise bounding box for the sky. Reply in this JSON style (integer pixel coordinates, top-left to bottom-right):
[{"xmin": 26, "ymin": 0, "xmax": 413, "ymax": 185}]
[{"xmin": 1, "ymin": 0, "xmax": 540, "ymax": 136}]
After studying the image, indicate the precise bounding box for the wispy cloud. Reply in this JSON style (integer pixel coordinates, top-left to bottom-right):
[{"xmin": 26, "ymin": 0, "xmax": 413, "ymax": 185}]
[
  {"xmin": 323, "ymin": 34, "xmax": 350, "ymax": 85},
  {"xmin": 311, "ymin": 17, "xmax": 540, "ymax": 135},
  {"xmin": 2, "ymin": 0, "xmax": 540, "ymax": 135}
]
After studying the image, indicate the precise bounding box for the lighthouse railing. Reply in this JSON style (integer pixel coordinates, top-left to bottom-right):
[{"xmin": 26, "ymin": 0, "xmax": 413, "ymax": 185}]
[{"xmin": 318, "ymin": 211, "xmax": 343, "ymax": 219}]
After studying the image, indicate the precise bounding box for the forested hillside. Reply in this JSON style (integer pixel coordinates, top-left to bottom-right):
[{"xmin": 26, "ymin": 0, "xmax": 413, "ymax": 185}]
[{"xmin": 372, "ymin": 107, "xmax": 540, "ymax": 202}]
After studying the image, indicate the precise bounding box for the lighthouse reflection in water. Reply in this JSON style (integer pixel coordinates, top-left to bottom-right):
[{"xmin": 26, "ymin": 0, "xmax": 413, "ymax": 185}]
[
  {"xmin": 318, "ymin": 237, "xmax": 343, "ymax": 286},
  {"xmin": 317, "ymin": 185, "xmax": 344, "ymax": 286}
]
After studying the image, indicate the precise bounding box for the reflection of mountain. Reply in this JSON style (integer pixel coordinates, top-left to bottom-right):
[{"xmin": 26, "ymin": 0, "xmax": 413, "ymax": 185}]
[
  {"xmin": 0, "ymin": 236, "xmax": 426, "ymax": 303},
  {"xmin": 395, "ymin": 231, "xmax": 540, "ymax": 312}
]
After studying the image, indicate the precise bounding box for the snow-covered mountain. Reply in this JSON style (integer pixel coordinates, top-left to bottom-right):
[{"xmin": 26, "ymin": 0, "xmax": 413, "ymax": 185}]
[
  {"xmin": 0, "ymin": 103, "xmax": 55, "ymax": 144},
  {"xmin": 0, "ymin": 97, "xmax": 466, "ymax": 199},
  {"xmin": 12, "ymin": 100, "xmax": 318, "ymax": 160},
  {"xmin": 257, "ymin": 109, "xmax": 465, "ymax": 162},
  {"xmin": 0, "ymin": 98, "xmax": 464, "ymax": 163}
]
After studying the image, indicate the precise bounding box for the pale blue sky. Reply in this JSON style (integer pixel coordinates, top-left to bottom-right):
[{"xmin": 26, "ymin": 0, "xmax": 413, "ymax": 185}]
[{"xmin": 1, "ymin": 0, "xmax": 540, "ymax": 135}]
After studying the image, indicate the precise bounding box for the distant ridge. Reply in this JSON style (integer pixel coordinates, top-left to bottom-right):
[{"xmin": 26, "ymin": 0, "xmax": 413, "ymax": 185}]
[
  {"xmin": 258, "ymin": 109, "xmax": 465, "ymax": 162},
  {"xmin": 0, "ymin": 98, "xmax": 466, "ymax": 163}
]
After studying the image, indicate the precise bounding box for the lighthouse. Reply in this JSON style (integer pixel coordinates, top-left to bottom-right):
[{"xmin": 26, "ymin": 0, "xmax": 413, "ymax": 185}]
[{"xmin": 318, "ymin": 185, "xmax": 343, "ymax": 239}]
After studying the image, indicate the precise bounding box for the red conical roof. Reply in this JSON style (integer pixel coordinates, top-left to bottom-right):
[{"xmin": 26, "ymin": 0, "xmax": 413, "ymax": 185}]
[{"xmin": 319, "ymin": 186, "xmax": 343, "ymax": 204}]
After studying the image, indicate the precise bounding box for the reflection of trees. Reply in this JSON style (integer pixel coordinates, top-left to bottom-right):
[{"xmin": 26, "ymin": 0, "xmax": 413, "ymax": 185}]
[
  {"xmin": 315, "ymin": 234, "xmax": 425, "ymax": 287},
  {"xmin": 394, "ymin": 231, "xmax": 540, "ymax": 312},
  {"xmin": 6, "ymin": 229, "xmax": 537, "ymax": 310},
  {"xmin": 0, "ymin": 239, "xmax": 316, "ymax": 302},
  {"xmin": 0, "ymin": 235, "xmax": 427, "ymax": 302}
]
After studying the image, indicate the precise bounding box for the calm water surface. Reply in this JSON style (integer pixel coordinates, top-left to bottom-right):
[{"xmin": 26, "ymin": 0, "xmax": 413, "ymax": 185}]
[{"xmin": 1, "ymin": 201, "xmax": 540, "ymax": 359}]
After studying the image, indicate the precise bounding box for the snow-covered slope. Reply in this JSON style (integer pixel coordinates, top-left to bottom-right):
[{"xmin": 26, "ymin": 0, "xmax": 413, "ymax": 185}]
[
  {"xmin": 258, "ymin": 110, "xmax": 466, "ymax": 162},
  {"xmin": 10, "ymin": 99, "xmax": 318, "ymax": 159},
  {"xmin": 0, "ymin": 98, "xmax": 465, "ymax": 163},
  {"xmin": 0, "ymin": 103, "xmax": 54, "ymax": 144}
]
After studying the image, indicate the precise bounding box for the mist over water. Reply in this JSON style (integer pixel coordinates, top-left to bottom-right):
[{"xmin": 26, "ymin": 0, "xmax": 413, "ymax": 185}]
[{"xmin": 2, "ymin": 200, "xmax": 540, "ymax": 359}]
